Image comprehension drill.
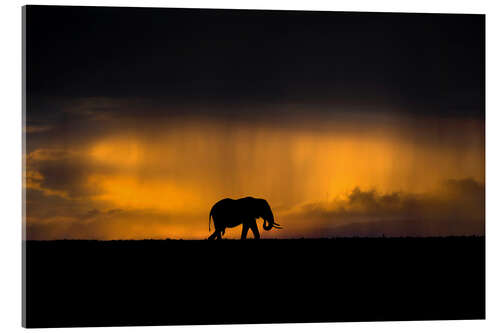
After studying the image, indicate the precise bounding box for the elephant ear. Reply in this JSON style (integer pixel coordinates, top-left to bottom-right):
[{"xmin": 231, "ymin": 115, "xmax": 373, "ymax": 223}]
[{"xmin": 263, "ymin": 199, "xmax": 273, "ymax": 219}]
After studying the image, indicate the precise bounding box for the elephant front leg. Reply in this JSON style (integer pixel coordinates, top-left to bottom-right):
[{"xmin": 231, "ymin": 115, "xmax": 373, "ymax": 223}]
[
  {"xmin": 249, "ymin": 220, "xmax": 260, "ymax": 239},
  {"xmin": 208, "ymin": 230, "xmax": 222, "ymax": 240},
  {"xmin": 241, "ymin": 224, "xmax": 249, "ymax": 240}
]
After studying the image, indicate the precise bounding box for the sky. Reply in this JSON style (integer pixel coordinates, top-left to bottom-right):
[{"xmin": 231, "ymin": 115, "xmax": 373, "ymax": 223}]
[{"xmin": 24, "ymin": 6, "xmax": 484, "ymax": 239}]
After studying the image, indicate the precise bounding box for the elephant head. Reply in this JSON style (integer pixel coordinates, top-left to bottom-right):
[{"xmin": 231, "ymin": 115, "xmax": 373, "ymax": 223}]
[{"xmin": 255, "ymin": 199, "xmax": 282, "ymax": 231}]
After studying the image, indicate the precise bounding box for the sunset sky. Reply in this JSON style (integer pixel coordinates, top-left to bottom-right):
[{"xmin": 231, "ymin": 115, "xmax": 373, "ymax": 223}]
[{"xmin": 24, "ymin": 6, "xmax": 484, "ymax": 239}]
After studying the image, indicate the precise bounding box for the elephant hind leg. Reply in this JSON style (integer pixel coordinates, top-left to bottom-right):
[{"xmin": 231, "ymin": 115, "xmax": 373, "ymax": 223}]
[{"xmin": 216, "ymin": 230, "xmax": 223, "ymax": 240}]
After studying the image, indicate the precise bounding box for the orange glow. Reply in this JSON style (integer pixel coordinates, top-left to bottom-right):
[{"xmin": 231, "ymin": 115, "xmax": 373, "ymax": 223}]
[
  {"xmin": 25, "ymin": 116, "xmax": 484, "ymax": 240},
  {"xmin": 89, "ymin": 174, "xmax": 205, "ymax": 213}
]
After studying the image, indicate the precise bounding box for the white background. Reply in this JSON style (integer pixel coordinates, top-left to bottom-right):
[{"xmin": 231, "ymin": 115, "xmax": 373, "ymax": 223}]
[{"xmin": 0, "ymin": 0, "xmax": 498, "ymax": 332}]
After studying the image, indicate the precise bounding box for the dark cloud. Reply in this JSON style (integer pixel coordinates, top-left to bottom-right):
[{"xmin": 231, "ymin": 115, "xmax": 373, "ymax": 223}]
[
  {"xmin": 26, "ymin": 149, "xmax": 103, "ymax": 199},
  {"xmin": 24, "ymin": 123, "xmax": 52, "ymax": 134},
  {"xmin": 442, "ymin": 178, "xmax": 485, "ymax": 198},
  {"xmin": 25, "ymin": 6, "xmax": 487, "ymax": 155},
  {"xmin": 77, "ymin": 208, "xmax": 122, "ymax": 221},
  {"xmin": 27, "ymin": 6, "xmax": 484, "ymax": 122},
  {"xmin": 285, "ymin": 178, "xmax": 485, "ymax": 237},
  {"xmin": 26, "ymin": 95, "xmax": 485, "ymax": 164}
]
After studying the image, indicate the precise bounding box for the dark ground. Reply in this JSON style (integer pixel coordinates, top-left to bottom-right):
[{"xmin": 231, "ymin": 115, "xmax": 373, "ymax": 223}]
[{"xmin": 24, "ymin": 237, "xmax": 485, "ymax": 328}]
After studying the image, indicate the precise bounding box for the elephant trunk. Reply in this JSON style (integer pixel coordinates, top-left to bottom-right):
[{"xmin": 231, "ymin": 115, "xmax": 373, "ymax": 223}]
[{"xmin": 263, "ymin": 212, "xmax": 282, "ymax": 231}]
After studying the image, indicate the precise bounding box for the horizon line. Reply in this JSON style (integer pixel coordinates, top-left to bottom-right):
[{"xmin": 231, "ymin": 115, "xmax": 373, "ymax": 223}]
[{"xmin": 24, "ymin": 235, "xmax": 485, "ymax": 241}]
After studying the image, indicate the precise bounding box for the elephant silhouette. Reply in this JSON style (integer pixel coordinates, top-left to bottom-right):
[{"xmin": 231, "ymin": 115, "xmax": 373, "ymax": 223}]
[{"xmin": 208, "ymin": 197, "xmax": 282, "ymax": 240}]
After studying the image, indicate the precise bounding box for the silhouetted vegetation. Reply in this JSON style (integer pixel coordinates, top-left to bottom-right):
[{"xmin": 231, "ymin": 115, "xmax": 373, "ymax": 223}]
[{"xmin": 24, "ymin": 237, "xmax": 484, "ymax": 328}]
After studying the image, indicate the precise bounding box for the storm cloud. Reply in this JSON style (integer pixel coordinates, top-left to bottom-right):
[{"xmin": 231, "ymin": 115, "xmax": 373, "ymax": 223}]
[{"xmin": 281, "ymin": 178, "xmax": 484, "ymax": 238}]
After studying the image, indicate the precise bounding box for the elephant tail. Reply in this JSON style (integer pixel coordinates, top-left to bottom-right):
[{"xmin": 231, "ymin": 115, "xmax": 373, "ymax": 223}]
[{"xmin": 208, "ymin": 208, "xmax": 213, "ymax": 232}]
